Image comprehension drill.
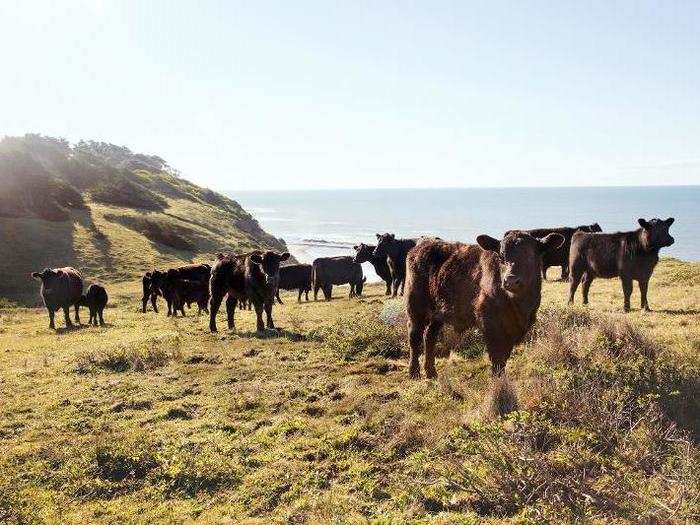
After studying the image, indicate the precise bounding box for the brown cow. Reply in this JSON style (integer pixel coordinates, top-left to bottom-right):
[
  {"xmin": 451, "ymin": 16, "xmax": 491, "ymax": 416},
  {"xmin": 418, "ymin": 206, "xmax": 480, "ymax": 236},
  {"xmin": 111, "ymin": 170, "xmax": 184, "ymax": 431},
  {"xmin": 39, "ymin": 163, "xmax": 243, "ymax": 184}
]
[
  {"xmin": 405, "ymin": 232, "xmax": 564, "ymax": 378},
  {"xmin": 209, "ymin": 250, "xmax": 290, "ymax": 332},
  {"xmin": 31, "ymin": 267, "xmax": 84, "ymax": 329},
  {"xmin": 568, "ymin": 218, "xmax": 675, "ymax": 312}
]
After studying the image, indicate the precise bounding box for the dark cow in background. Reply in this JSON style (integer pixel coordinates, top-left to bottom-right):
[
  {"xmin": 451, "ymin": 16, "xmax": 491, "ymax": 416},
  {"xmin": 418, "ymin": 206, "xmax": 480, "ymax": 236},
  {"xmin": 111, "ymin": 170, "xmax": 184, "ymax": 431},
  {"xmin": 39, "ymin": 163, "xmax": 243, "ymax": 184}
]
[
  {"xmin": 312, "ymin": 256, "xmax": 365, "ymax": 301},
  {"xmin": 172, "ymin": 278, "xmax": 209, "ymax": 315},
  {"xmin": 353, "ymin": 243, "xmax": 392, "ymax": 295},
  {"xmin": 405, "ymin": 232, "xmax": 564, "ymax": 378},
  {"xmin": 152, "ymin": 263, "xmax": 210, "ymax": 316},
  {"xmin": 141, "ymin": 271, "xmax": 160, "ymax": 313},
  {"xmin": 373, "ymin": 234, "xmax": 417, "ymax": 297},
  {"xmin": 209, "ymin": 250, "xmax": 290, "ymax": 332},
  {"xmin": 276, "ymin": 264, "xmax": 312, "ymax": 303},
  {"xmin": 507, "ymin": 223, "xmax": 602, "ymax": 280},
  {"xmin": 31, "ymin": 267, "xmax": 84, "ymax": 329},
  {"xmin": 569, "ymin": 218, "xmax": 675, "ymax": 312},
  {"xmin": 80, "ymin": 284, "xmax": 108, "ymax": 326}
]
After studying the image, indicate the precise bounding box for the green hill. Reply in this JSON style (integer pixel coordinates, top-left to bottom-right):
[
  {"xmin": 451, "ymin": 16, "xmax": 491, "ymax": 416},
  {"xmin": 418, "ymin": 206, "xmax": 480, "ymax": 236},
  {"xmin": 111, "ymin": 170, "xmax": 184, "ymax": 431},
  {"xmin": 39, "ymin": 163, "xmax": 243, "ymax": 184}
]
[{"xmin": 0, "ymin": 134, "xmax": 288, "ymax": 304}]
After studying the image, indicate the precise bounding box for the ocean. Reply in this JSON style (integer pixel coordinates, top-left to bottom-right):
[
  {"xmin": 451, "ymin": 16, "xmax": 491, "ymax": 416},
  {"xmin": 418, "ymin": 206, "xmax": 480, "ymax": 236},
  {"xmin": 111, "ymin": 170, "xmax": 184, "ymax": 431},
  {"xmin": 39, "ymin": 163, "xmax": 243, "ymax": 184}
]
[{"xmin": 232, "ymin": 186, "xmax": 700, "ymax": 282}]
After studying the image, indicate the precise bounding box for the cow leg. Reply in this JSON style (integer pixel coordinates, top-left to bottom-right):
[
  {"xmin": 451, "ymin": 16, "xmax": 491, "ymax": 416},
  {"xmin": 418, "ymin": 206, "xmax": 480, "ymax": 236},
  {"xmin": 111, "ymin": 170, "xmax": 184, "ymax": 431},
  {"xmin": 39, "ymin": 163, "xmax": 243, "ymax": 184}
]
[
  {"xmin": 166, "ymin": 297, "xmax": 172, "ymax": 316},
  {"xmin": 63, "ymin": 305, "xmax": 73, "ymax": 328},
  {"xmin": 225, "ymin": 296, "xmax": 236, "ymax": 330},
  {"xmin": 151, "ymin": 294, "xmax": 158, "ymax": 313},
  {"xmin": 542, "ymin": 265, "xmax": 548, "ymax": 280},
  {"xmin": 324, "ymin": 284, "xmax": 332, "ymax": 301},
  {"xmin": 408, "ymin": 319, "xmax": 426, "ymax": 379},
  {"xmin": 568, "ymin": 268, "xmax": 584, "ymax": 304},
  {"xmin": 423, "ymin": 320, "xmax": 443, "ymax": 379},
  {"xmin": 48, "ymin": 308, "xmax": 55, "ymax": 330},
  {"xmin": 74, "ymin": 304, "xmax": 80, "ymax": 324},
  {"xmin": 254, "ymin": 302, "xmax": 265, "ymax": 332},
  {"xmin": 297, "ymin": 289, "xmax": 302, "ymax": 303},
  {"xmin": 385, "ymin": 281, "xmax": 392, "ymax": 295},
  {"xmin": 561, "ymin": 263, "xmax": 570, "ymax": 282},
  {"xmin": 400, "ymin": 277, "xmax": 406, "ymax": 296},
  {"xmin": 620, "ymin": 277, "xmax": 633, "ymax": 312},
  {"xmin": 142, "ymin": 295, "xmax": 148, "ymax": 313},
  {"xmin": 391, "ymin": 277, "xmax": 400, "ymax": 298},
  {"xmin": 639, "ymin": 280, "xmax": 651, "ymax": 311},
  {"xmin": 581, "ymin": 273, "xmax": 593, "ymax": 305},
  {"xmin": 99, "ymin": 308, "xmax": 105, "ymax": 326},
  {"xmin": 209, "ymin": 291, "xmax": 224, "ymax": 332},
  {"xmin": 265, "ymin": 301, "xmax": 275, "ymax": 329},
  {"xmin": 349, "ymin": 284, "xmax": 355, "ymax": 298}
]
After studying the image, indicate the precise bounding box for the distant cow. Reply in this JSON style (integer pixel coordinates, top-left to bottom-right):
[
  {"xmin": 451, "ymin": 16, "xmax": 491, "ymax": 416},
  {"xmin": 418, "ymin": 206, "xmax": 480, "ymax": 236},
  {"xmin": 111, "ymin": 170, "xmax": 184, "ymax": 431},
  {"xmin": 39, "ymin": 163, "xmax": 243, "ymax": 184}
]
[
  {"xmin": 353, "ymin": 243, "xmax": 392, "ymax": 295},
  {"xmin": 209, "ymin": 250, "xmax": 290, "ymax": 332},
  {"xmin": 173, "ymin": 278, "xmax": 209, "ymax": 315},
  {"xmin": 569, "ymin": 218, "xmax": 675, "ymax": 312},
  {"xmin": 275, "ymin": 264, "xmax": 312, "ymax": 303},
  {"xmin": 141, "ymin": 271, "xmax": 160, "ymax": 313},
  {"xmin": 507, "ymin": 223, "xmax": 602, "ymax": 280},
  {"xmin": 312, "ymin": 256, "xmax": 365, "ymax": 301},
  {"xmin": 79, "ymin": 284, "xmax": 108, "ymax": 326},
  {"xmin": 405, "ymin": 232, "xmax": 564, "ymax": 378},
  {"xmin": 31, "ymin": 267, "xmax": 84, "ymax": 329},
  {"xmin": 152, "ymin": 263, "xmax": 211, "ymax": 316},
  {"xmin": 373, "ymin": 234, "xmax": 417, "ymax": 297}
]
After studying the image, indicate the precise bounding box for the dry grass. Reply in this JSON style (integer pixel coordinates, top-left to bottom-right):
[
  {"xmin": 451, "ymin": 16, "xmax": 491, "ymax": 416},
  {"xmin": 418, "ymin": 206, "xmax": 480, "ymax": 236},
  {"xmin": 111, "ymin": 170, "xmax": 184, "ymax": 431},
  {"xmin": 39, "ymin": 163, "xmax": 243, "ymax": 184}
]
[{"xmin": 0, "ymin": 259, "xmax": 698, "ymax": 523}]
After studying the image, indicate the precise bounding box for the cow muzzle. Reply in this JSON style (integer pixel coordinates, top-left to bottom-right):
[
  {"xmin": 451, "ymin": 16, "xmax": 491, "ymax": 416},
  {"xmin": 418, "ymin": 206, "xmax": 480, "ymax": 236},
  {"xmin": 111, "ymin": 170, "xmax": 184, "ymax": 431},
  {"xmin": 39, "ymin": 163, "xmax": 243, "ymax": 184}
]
[{"xmin": 502, "ymin": 275, "xmax": 523, "ymax": 294}]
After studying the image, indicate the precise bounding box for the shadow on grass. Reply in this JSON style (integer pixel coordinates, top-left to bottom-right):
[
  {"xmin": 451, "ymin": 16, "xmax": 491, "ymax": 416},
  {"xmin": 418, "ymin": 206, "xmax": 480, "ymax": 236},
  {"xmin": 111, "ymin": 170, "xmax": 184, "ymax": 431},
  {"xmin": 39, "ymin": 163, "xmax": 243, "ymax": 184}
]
[
  {"xmin": 55, "ymin": 324, "xmax": 90, "ymax": 334},
  {"xmin": 659, "ymin": 308, "xmax": 700, "ymax": 316},
  {"xmin": 236, "ymin": 328, "xmax": 306, "ymax": 341}
]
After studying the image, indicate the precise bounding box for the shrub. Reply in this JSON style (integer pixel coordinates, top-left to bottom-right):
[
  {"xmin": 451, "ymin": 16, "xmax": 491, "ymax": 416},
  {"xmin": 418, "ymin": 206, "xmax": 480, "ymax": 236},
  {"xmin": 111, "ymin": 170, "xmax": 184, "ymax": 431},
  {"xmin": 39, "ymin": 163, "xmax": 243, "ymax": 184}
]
[
  {"xmin": 104, "ymin": 214, "xmax": 196, "ymax": 251},
  {"xmin": 91, "ymin": 173, "xmax": 167, "ymax": 211},
  {"xmin": 313, "ymin": 310, "xmax": 404, "ymax": 360},
  {"xmin": 74, "ymin": 334, "xmax": 182, "ymax": 373}
]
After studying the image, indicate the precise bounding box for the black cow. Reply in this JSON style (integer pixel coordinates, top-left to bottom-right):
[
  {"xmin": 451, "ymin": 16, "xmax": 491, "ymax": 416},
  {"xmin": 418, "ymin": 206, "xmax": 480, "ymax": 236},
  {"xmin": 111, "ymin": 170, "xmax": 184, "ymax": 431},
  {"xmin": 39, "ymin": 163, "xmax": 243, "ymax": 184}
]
[
  {"xmin": 275, "ymin": 264, "xmax": 312, "ymax": 303},
  {"xmin": 373, "ymin": 233, "xmax": 417, "ymax": 297},
  {"xmin": 353, "ymin": 243, "xmax": 392, "ymax": 295},
  {"xmin": 80, "ymin": 284, "xmax": 108, "ymax": 326},
  {"xmin": 312, "ymin": 256, "xmax": 365, "ymax": 301},
  {"xmin": 209, "ymin": 251, "xmax": 290, "ymax": 332},
  {"xmin": 141, "ymin": 271, "xmax": 160, "ymax": 313},
  {"xmin": 569, "ymin": 218, "xmax": 674, "ymax": 312},
  {"xmin": 31, "ymin": 267, "xmax": 83, "ymax": 329}
]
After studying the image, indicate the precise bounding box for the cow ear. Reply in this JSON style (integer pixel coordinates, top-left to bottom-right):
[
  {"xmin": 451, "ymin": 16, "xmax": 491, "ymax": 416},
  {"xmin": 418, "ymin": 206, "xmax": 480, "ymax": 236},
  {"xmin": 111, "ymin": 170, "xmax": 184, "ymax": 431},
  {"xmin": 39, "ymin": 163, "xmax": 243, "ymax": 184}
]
[
  {"xmin": 375, "ymin": 233, "xmax": 381, "ymax": 240},
  {"xmin": 31, "ymin": 272, "xmax": 41, "ymax": 280},
  {"xmin": 476, "ymin": 235, "xmax": 500, "ymax": 253},
  {"xmin": 539, "ymin": 233, "xmax": 565, "ymax": 253},
  {"xmin": 666, "ymin": 217, "xmax": 675, "ymax": 226},
  {"xmin": 353, "ymin": 245, "xmax": 358, "ymax": 251},
  {"xmin": 145, "ymin": 271, "xmax": 151, "ymax": 277},
  {"xmin": 280, "ymin": 252, "xmax": 290, "ymax": 262},
  {"xmin": 638, "ymin": 218, "xmax": 650, "ymax": 229},
  {"xmin": 592, "ymin": 223, "xmax": 601, "ymax": 231},
  {"xmin": 389, "ymin": 234, "xmax": 395, "ymax": 240},
  {"xmin": 250, "ymin": 253, "xmax": 263, "ymax": 264}
]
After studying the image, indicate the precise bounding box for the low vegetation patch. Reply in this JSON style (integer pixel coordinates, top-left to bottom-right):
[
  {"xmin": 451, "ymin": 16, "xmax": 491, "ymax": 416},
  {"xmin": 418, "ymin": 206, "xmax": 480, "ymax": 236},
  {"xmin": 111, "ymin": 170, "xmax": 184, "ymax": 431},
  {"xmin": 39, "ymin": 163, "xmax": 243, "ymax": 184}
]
[
  {"xmin": 74, "ymin": 334, "xmax": 182, "ymax": 373},
  {"xmin": 104, "ymin": 214, "xmax": 196, "ymax": 251}
]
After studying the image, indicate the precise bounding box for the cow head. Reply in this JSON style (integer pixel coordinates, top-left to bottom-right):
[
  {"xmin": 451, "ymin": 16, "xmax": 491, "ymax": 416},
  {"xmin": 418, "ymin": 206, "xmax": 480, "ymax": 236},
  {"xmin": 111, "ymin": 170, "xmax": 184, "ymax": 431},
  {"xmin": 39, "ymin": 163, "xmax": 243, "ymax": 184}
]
[
  {"xmin": 638, "ymin": 218, "xmax": 675, "ymax": 250},
  {"xmin": 249, "ymin": 251, "xmax": 291, "ymax": 287},
  {"xmin": 477, "ymin": 231, "xmax": 564, "ymax": 296},
  {"xmin": 589, "ymin": 223, "xmax": 602, "ymax": 232},
  {"xmin": 31, "ymin": 268, "xmax": 61, "ymax": 284},
  {"xmin": 353, "ymin": 243, "xmax": 375, "ymax": 264},
  {"xmin": 372, "ymin": 233, "xmax": 395, "ymax": 258}
]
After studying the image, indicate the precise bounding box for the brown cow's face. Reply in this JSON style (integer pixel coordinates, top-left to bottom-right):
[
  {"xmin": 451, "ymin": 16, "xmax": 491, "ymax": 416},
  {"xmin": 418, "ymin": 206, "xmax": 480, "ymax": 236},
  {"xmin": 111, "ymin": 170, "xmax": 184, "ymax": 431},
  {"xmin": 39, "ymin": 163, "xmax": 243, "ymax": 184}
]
[
  {"xmin": 372, "ymin": 233, "xmax": 395, "ymax": 258},
  {"xmin": 353, "ymin": 243, "xmax": 375, "ymax": 263},
  {"xmin": 477, "ymin": 232, "xmax": 564, "ymax": 296},
  {"xmin": 638, "ymin": 218, "xmax": 675, "ymax": 249},
  {"xmin": 250, "ymin": 251, "xmax": 291, "ymax": 287}
]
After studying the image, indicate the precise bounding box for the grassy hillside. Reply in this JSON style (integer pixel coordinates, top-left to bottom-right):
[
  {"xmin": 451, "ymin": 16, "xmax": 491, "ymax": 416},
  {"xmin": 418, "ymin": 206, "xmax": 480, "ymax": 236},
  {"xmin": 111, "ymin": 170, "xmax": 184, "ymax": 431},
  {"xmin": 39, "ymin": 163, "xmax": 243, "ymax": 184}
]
[
  {"xmin": 0, "ymin": 134, "xmax": 288, "ymax": 304},
  {"xmin": 1, "ymin": 258, "xmax": 698, "ymax": 524}
]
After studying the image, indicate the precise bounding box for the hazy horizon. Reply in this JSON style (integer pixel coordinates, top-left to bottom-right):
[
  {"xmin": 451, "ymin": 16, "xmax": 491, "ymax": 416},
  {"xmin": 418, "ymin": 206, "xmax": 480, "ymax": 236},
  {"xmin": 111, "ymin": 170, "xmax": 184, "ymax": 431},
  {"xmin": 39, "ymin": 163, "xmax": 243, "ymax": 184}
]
[{"xmin": 2, "ymin": 1, "xmax": 700, "ymax": 190}]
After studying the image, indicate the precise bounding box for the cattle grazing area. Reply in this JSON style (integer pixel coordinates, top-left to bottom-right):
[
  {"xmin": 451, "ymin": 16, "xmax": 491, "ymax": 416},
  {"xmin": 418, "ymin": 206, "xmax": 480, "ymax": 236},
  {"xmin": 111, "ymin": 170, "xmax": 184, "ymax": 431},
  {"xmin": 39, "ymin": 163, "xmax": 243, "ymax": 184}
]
[{"xmin": 1, "ymin": 258, "xmax": 699, "ymax": 523}]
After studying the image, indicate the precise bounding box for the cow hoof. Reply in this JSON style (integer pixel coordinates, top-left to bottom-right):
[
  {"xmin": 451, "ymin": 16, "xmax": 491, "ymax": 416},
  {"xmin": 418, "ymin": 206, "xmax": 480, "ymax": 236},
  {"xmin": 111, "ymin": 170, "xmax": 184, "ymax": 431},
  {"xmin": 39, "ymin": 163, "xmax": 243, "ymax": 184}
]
[
  {"xmin": 425, "ymin": 369, "xmax": 438, "ymax": 379},
  {"xmin": 409, "ymin": 368, "xmax": 421, "ymax": 379}
]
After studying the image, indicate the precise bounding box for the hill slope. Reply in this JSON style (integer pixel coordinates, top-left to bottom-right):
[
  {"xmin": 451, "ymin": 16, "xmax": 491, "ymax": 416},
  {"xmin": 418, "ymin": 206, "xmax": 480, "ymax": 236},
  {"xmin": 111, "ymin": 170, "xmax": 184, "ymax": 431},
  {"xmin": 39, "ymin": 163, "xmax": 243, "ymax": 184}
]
[{"xmin": 0, "ymin": 134, "xmax": 288, "ymax": 303}]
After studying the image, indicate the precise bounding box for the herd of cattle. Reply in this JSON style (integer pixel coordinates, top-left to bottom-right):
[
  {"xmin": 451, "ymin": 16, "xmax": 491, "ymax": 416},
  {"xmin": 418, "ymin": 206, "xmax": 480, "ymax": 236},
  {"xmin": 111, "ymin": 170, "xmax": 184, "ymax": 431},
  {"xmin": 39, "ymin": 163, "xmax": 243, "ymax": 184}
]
[{"xmin": 30, "ymin": 217, "xmax": 675, "ymax": 376}]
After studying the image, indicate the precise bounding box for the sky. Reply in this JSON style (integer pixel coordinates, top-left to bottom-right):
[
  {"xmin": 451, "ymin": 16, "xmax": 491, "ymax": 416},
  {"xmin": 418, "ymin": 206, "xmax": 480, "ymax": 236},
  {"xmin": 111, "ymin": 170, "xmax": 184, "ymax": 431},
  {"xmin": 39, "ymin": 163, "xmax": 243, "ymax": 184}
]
[{"xmin": 1, "ymin": 1, "xmax": 699, "ymax": 191}]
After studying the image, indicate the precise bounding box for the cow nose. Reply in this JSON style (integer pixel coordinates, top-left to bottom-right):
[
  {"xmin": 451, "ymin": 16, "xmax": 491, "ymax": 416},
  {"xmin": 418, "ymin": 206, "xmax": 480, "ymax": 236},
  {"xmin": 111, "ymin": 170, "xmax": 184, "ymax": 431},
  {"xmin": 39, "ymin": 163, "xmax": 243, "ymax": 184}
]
[
  {"xmin": 668, "ymin": 236, "xmax": 675, "ymax": 246},
  {"xmin": 503, "ymin": 275, "xmax": 521, "ymax": 291}
]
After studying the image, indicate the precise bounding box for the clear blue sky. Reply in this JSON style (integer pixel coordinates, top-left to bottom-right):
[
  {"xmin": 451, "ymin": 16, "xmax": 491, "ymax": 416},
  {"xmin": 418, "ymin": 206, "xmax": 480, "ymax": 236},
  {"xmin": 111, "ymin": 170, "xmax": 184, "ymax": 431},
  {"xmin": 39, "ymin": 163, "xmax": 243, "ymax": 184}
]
[{"xmin": 2, "ymin": 1, "xmax": 699, "ymax": 190}]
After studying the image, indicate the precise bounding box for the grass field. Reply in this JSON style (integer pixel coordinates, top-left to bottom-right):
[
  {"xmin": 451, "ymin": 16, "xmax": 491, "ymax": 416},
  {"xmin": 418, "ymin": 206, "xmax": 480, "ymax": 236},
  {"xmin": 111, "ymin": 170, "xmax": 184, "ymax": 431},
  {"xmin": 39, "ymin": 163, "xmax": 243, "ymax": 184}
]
[{"xmin": 1, "ymin": 258, "xmax": 698, "ymax": 524}]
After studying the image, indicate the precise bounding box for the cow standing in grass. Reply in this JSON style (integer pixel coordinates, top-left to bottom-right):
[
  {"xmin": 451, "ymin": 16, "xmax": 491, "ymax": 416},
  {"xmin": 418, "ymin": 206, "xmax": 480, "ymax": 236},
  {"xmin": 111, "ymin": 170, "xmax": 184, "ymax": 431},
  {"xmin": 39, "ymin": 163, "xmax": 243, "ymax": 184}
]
[
  {"xmin": 353, "ymin": 243, "xmax": 392, "ymax": 295},
  {"xmin": 311, "ymin": 256, "xmax": 365, "ymax": 301},
  {"xmin": 151, "ymin": 263, "xmax": 210, "ymax": 316},
  {"xmin": 141, "ymin": 271, "xmax": 160, "ymax": 313},
  {"xmin": 209, "ymin": 250, "xmax": 290, "ymax": 332},
  {"xmin": 507, "ymin": 223, "xmax": 602, "ymax": 280},
  {"xmin": 373, "ymin": 234, "xmax": 417, "ymax": 297},
  {"xmin": 569, "ymin": 218, "xmax": 675, "ymax": 312},
  {"xmin": 405, "ymin": 232, "xmax": 564, "ymax": 378},
  {"xmin": 275, "ymin": 263, "xmax": 312, "ymax": 303},
  {"xmin": 31, "ymin": 267, "xmax": 84, "ymax": 329},
  {"xmin": 80, "ymin": 284, "xmax": 108, "ymax": 326}
]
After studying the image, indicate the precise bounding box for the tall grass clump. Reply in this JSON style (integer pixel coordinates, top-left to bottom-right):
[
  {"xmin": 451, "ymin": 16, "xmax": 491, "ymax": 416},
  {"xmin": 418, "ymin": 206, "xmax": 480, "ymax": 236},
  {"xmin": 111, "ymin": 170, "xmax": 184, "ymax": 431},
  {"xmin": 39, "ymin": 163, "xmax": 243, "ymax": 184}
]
[
  {"xmin": 313, "ymin": 310, "xmax": 404, "ymax": 360},
  {"xmin": 75, "ymin": 334, "xmax": 182, "ymax": 373}
]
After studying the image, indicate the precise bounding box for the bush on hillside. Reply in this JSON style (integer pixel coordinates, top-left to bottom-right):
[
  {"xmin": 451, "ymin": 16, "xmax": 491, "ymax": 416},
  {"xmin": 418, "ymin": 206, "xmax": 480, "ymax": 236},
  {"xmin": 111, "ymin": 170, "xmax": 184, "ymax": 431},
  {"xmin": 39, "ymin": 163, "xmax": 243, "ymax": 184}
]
[
  {"xmin": 104, "ymin": 214, "xmax": 196, "ymax": 251},
  {"xmin": 91, "ymin": 173, "xmax": 167, "ymax": 211}
]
